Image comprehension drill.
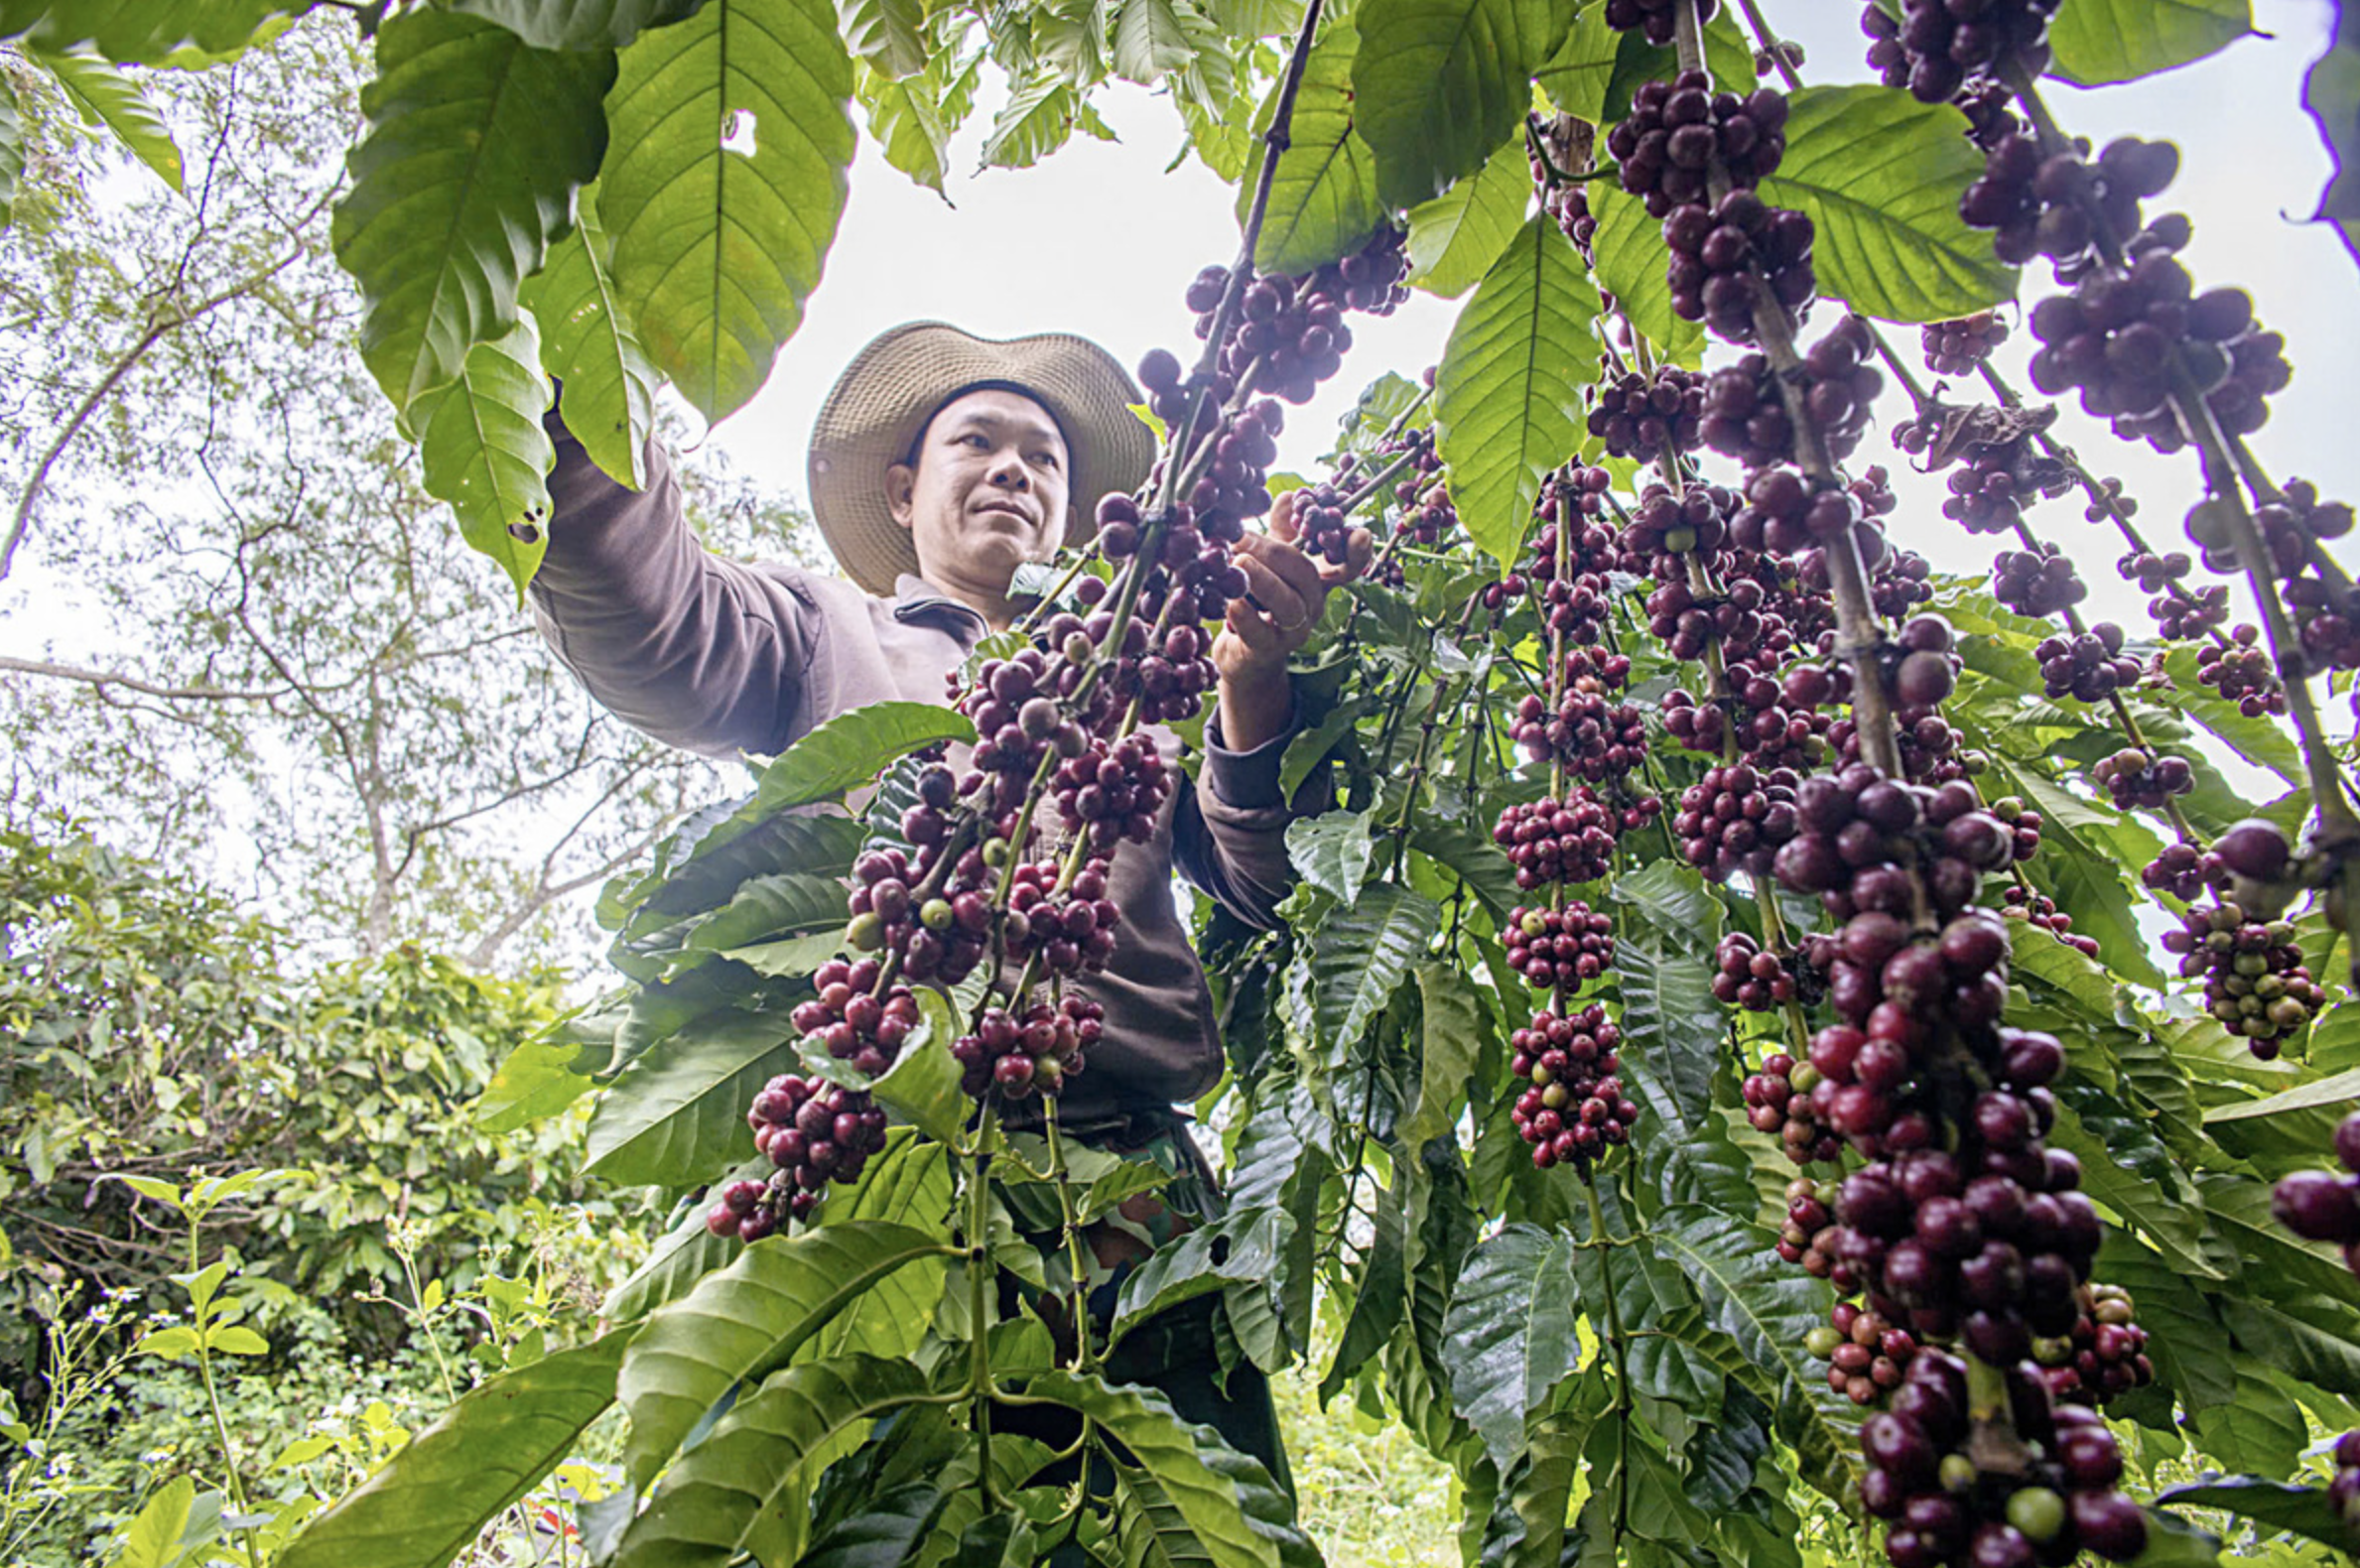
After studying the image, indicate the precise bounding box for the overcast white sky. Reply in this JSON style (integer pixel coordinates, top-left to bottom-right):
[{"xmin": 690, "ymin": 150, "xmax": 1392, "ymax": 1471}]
[{"xmin": 702, "ymin": 0, "xmax": 2359, "ymax": 648}]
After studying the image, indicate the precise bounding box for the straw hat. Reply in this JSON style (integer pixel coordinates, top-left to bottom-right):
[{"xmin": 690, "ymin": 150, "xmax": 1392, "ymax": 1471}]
[{"xmin": 808, "ymin": 322, "xmax": 1158, "ymax": 595}]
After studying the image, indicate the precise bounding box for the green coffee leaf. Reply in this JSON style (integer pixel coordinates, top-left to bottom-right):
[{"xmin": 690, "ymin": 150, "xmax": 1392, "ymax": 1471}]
[
  {"xmin": 2046, "ymin": 0, "xmax": 2251, "ymax": 87},
  {"xmin": 586, "ymin": 1013, "xmax": 795, "ymax": 1185},
  {"xmin": 1351, "ymin": 0, "xmax": 1567, "ymax": 209},
  {"xmin": 280, "ymin": 1329, "xmax": 634, "ymax": 1568},
  {"xmin": 1588, "ymin": 182, "xmax": 1703, "ymax": 367},
  {"xmin": 1237, "ymin": 21, "xmax": 1380, "ymax": 275},
  {"xmin": 1311, "ymin": 881, "xmax": 1441, "ymax": 1049},
  {"xmin": 1434, "ymin": 214, "xmax": 1602, "ymax": 572},
  {"xmin": 1439, "ymin": 1223, "xmax": 1584, "ymax": 1473},
  {"xmin": 526, "ymin": 193, "xmax": 657, "ymax": 490},
  {"xmin": 0, "ymin": 1, "xmax": 310, "ymax": 65},
  {"xmin": 1756, "ymin": 84, "xmax": 2017, "ymax": 325},
  {"xmin": 599, "ymin": 0, "xmax": 855, "ymax": 422},
  {"xmin": 841, "ymin": 0, "xmax": 926, "ymax": 76},
  {"xmin": 442, "ymin": 0, "xmax": 712, "ymax": 49},
  {"xmin": 413, "ymin": 320, "xmax": 557, "ymax": 598},
  {"xmin": 332, "ymin": 11, "xmax": 613, "ymax": 412},
  {"xmin": 34, "ymin": 47, "xmax": 180, "ymax": 191},
  {"xmin": 2301, "ymin": 9, "xmax": 2360, "ymax": 271},
  {"xmin": 1403, "ymin": 137, "xmax": 1530, "ymax": 300}
]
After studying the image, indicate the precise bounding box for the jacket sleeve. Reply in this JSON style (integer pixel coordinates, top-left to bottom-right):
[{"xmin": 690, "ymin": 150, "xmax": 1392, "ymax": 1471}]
[
  {"xmin": 527, "ymin": 414, "xmax": 818, "ymax": 758},
  {"xmin": 1171, "ymin": 696, "xmax": 1314, "ymax": 930}
]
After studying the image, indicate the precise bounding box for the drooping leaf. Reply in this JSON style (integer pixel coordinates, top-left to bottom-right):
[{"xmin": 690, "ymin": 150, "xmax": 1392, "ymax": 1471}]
[
  {"xmin": 2158, "ymin": 1477, "xmax": 2360, "ymax": 1557},
  {"xmin": 1439, "ymin": 1223, "xmax": 1585, "ymax": 1473},
  {"xmin": 611, "ymin": 1355, "xmax": 934, "ymax": 1568},
  {"xmin": 603, "ymin": 1173, "xmax": 758, "ymax": 1321},
  {"xmin": 978, "ymin": 69, "xmax": 1081, "ymax": 170},
  {"xmin": 1403, "ymin": 136, "xmax": 1530, "ymax": 299},
  {"xmin": 0, "ymin": 1, "xmax": 311, "ymax": 64},
  {"xmin": 1190, "ymin": 1436, "xmax": 1325, "ymax": 1568},
  {"xmin": 1113, "ymin": 0, "xmax": 1206, "ymax": 85},
  {"xmin": 799, "ymin": 1482, "xmax": 950, "ymax": 1568},
  {"xmin": 1311, "ymin": 882, "xmax": 1441, "ymax": 1050},
  {"xmin": 841, "ymin": 0, "xmax": 926, "ymax": 75},
  {"xmin": 705, "ymin": 702, "xmax": 975, "ymax": 861},
  {"xmin": 1478, "ymin": 1403, "xmax": 1587, "ymax": 1568},
  {"xmin": 681, "ymin": 871, "xmax": 848, "ymax": 954},
  {"xmin": 586, "ymin": 1012, "xmax": 793, "ymax": 1185},
  {"xmin": 332, "ymin": 11, "xmax": 614, "ymax": 413},
  {"xmin": 2189, "ymin": 1359, "xmax": 2307, "ymax": 1477},
  {"xmin": 413, "ymin": 318, "xmax": 558, "ymax": 598},
  {"xmin": 1319, "ymin": 1167, "xmax": 1408, "ymax": 1403},
  {"xmin": 280, "ymin": 1330, "xmax": 634, "ymax": 1568},
  {"xmin": 1111, "ymin": 1208, "xmax": 1294, "ymax": 1345},
  {"xmin": 1588, "ymin": 181, "xmax": 1703, "ymax": 367},
  {"xmin": 1611, "ymin": 915, "xmax": 1722, "ymax": 1147},
  {"xmin": 858, "ymin": 60, "xmax": 954, "ymax": 196},
  {"xmin": 1401, "ymin": 962, "xmax": 1487, "ymax": 1149},
  {"xmin": 2046, "ymin": 0, "xmax": 2251, "ymax": 87},
  {"xmin": 443, "ymin": 0, "xmax": 713, "ymax": 48},
  {"xmin": 2301, "ymin": 6, "xmax": 2360, "ymax": 270},
  {"xmin": 1434, "ymin": 214, "xmax": 1602, "ymax": 572},
  {"xmin": 618, "ymin": 1221, "xmax": 950, "ymax": 1487},
  {"xmin": 1350, "ymin": 0, "xmax": 1569, "ymax": 209},
  {"xmin": 1284, "ymin": 807, "xmax": 1376, "ymax": 907},
  {"xmin": 599, "ymin": 0, "xmax": 856, "ymax": 422},
  {"xmin": 1755, "ymin": 84, "xmax": 2017, "ymax": 325},
  {"xmin": 34, "ymin": 47, "xmax": 180, "ymax": 191},
  {"xmin": 1012, "ymin": 1372, "xmax": 1282, "ymax": 1568},
  {"xmin": 869, "ymin": 988, "xmax": 967, "ymax": 1147},
  {"xmin": 526, "ymin": 192, "xmax": 658, "ymax": 490},
  {"xmin": 1237, "ymin": 20, "xmax": 1380, "ymax": 274}
]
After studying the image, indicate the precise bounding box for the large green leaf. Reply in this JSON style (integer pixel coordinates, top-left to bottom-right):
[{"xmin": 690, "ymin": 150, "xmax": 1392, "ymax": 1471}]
[
  {"xmin": 587, "ymin": 1012, "xmax": 793, "ymax": 1185},
  {"xmin": 1589, "ymin": 182, "xmax": 1702, "ymax": 368},
  {"xmin": 2199, "ymin": 1174, "xmax": 2360, "ymax": 1313},
  {"xmin": 1014, "ymin": 1372, "xmax": 1282, "ymax": 1568},
  {"xmin": 611, "ymin": 1354, "xmax": 934, "ymax": 1568},
  {"xmin": 413, "ymin": 318, "xmax": 558, "ymax": 598},
  {"xmin": 681, "ymin": 871, "xmax": 848, "ymax": 954},
  {"xmin": 526, "ymin": 192, "xmax": 658, "ymax": 490},
  {"xmin": 1350, "ymin": 0, "xmax": 1568, "ymax": 209},
  {"xmin": 1439, "ymin": 1223, "xmax": 1584, "ymax": 1473},
  {"xmin": 1284, "ymin": 807, "xmax": 1376, "ymax": 907},
  {"xmin": 2159, "ymin": 1477, "xmax": 2360, "ymax": 1557},
  {"xmin": 1755, "ymin": 84, "xmax": 2016, "ymax": 325},
  {"xmin": 443, "ymin": 0, "xmax": 712, "ymax": 48},
  {"xmin": 1650, "ymin": 1207, "xmax": 1858, "ymax": 1502},
  {"xmin": 1400, "ymin": 962, "xmax": 1487, "ymax": 1149},
  {"xmin": 1434, "ymin": 214, "xmax": 1600, "ymax": 572},
  {"xmin": 1403, "ymin": 136, "xmax": 1529, "ymax": 300},
  {"xmin": 1111, "ymin": 1207, "xmax": 1294, "ymax": 1345},
  {"xmin": 618, "ymin": 1220, "xmax": 950, "ymax": 1487},
  {"xmin": 2302, "ymin": 5, "xmax": 2360, "ymax": 271},
  {"xmin": 2219, "ymin": 1295, "xmax": 2360, "ymax": 1405},
  {"xmin": 867, "ymin": 988, "xmax": 967, "ymax": 1146},
  {"xmin": 0, "ymin": 70, "xmax": 22, "ymax": 231},
  {"xmin": 599, "ymin": 0, "xmax": 855, "ymax": 422},
  {"xmin": 1610, "ymin": 914, "xmax": 1722, "ymax": 1147},
  {"xmin": 2189, "ymin": 1359, "xmax": 2307, "ymax": 1477},
  {"xmin": 279, "ymin": 1329, "xmax": 634, "ymax": 1568},
  {"xmin": 1531, "ymin": 5, "xmax": 1753, "ymax": 121},
  {"xmin": 0, "ymin": 1, "xmax": 311, "ymax": 64},
  {"xmin": 1319, "ymin": 1166, "xmax": 1408, "ymax": 1403},
  {"xmin": 34, "ymin": 47, "xmax": 180, "ymax": 190},
  {"xmin": 747, "ymin": 701, "xmax": 976, "ymax": 818},
  {"xmin": 604, "ymin": 1193, "xmax": 745, "ymax": 1322},
  {"xmin": 1311, "ymin": 882, "xmax": 1441, "ymax": 1050},
  {"xmin": 856, "ymin": 56, "xmax": 967, "ymax": 196},
  {"xmin": 332, "ymin": 10, "xmax": 613, "ymax": 413},
  {"xmin": 1238, "ymin": 21, "xmax": 1380, "ymax": 274},
  {"xmin": 2046, "ymin": 0, "xmax": 2251, "ymax": 87},
  {"xmin": 2046, "ymin": 1082, "xmax": 2224, "ymax": 1283},
  {"xmin": 978, "ymin": 70, "xmax": 1086, "ymax": 170},
  {"xmin": 1113, "ymin": 0, "xmax": 1209, "ymax": 85}
]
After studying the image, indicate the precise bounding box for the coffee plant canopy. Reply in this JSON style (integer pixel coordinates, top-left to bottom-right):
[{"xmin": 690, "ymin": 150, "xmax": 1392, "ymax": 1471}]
[{"xmin": 14, "ymin": 0, "xmax": 2360, "ymax": 1564}]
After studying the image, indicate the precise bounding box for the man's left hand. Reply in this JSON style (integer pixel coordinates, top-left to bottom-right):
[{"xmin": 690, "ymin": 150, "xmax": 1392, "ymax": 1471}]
[{"xmin": 1213, "ymin": 490, "xmax": 1372, "ymax": 753}]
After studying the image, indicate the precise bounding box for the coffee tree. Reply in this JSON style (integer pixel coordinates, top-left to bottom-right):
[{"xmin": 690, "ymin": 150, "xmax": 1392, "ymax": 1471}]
[{"xmin": 14, "ymin": 0, "xmax": 2360, "ymax": 1563}]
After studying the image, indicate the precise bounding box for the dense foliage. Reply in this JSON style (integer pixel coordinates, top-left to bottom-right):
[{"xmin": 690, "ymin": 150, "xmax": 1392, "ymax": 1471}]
[{"xmin": 6, "ymin": 1, "xmax": 2360, "ymax": 1567}]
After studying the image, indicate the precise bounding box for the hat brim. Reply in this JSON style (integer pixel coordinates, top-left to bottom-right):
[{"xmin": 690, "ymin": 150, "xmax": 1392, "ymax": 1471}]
[{"xmin": 808, "ymin": 323, "xmax": 1159, "ymax": 596}]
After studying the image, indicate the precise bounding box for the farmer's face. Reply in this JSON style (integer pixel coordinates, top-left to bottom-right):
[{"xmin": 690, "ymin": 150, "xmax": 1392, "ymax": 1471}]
[{"xmin": 886, "ymin": 388, "xmax": 1072, "ymax": 599}]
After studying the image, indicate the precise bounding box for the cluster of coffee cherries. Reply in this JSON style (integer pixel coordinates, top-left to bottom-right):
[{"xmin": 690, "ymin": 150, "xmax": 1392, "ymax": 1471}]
[
  {"xmin": 1959, "ymin": 125, "xmax": 2171, "ymax": 272},
  {"xmin": 1664, "ymin": 187, "xmax": 1817, "ymax": 341},
  {"xmin": 1510, "ymin": 666, "xmax": 1649, "ymax": 779},
  {"xmin": 1772, "ymin": 769, "xmax": 2020, "ymax": 962},
  {"xmin": 1505, "ymin": 902, "xmax": 1616, "ymax": 991},
  {"xmin": 1713, "ymin": 929, "xmax": 1816, "ymax": 1011},
  {"xmin": 1612, "ymin": 70, "xmax": 1789, "ymax": 221},
  {"xmin": 1892, "ymin": 414, "xmax": 2074, "ymax": 537},
  {"xmin": 1920, "ymin": 311, "xmax": 2010, "ymax": 377},
  {"xmin": 2032, "ymin": 623, "xmax": 2142, "ymax": 704},
  {"xmin": 1508, "ymin": 1003, "xmax": 1639, "ymax": 1171},
  {"xmin": 714, "ymin": 1070, "xmax": 891, "ymax": 1238},
  {"xmin": 849, "ymin": 837, "xmax": 992, "ymax": 986},
  {"xmin": 2139, "ymin": 841, "xmax": 2222, "ymax": 902},
  {"xmin": 1806, "ymin": 1298, "xmax": 1919, "ymax": 1406},
  {"xmin": 1862, "ymin": 0, "xmax": 2059, "ymax": 105},
  {"xmin": 1992, "ymin": 544, "xmax": 2086, "ymax": 619},
  {"xmin": 1600, "ymin": 0, "xmax": 1714, "ymax": 46},
  {"xmin": 1587, "ymin": 364, "xmax": 1704, "ymax": 461},
  {"xmin": 1745, "ymin": 1053, "xmax": 1845, "ymax": 1166},
  {"xmin": 1374, "ymin": 425, "xmax": 1457, "ymax": 563},
  {"xmin": 2253, "ymin": 482, "xmax": 2360, "ymax": 681},
  {"xmin": 1289, "ymin": 479, "xmax": 1355, "ymax": 568},
  {"xmin": 2195, "ymin": 629, "xmax": 2285, "ymax": 718},
  {"xmin": 952, "ymin": 992, "xmax": 1105, "ymax": 1101},
  {"xmin": 1621, "ymin": 480, "xmax": 1737, "ymax": 581},
  {"xmin": 2329, "ymin": 1432, "xmax": 2360, "ymax": 1525},
  {"xmin": 2001, "ymin": 884, "xmax": 2101, "ymax": 960},
  {"xmin": 1673, "ymin": 761, "xmax": 1802, "ymax": 881},
  {"xmin": 1700, "ymin": 316, "xmax": 1884, "ymax": 470},
  {"xmin": 1493, "ymin": 793, "xmax": 1629, "ymax": 889},
  {"xmin": 1177, "ymin": 226, "xmax": 1407, "ymax": 409},
  {"xmin": 2273, "ymin": 1112, "xmax": 2360, "ymax": 1278},
  {"xmin": 995, "ymin": 854, "xmax": 1120, "ymax": 979},
  {"xmin": 1860, "ymin": 1352, "xmax": 2147, "ymax": 1567},
  {"xmin": 2163, "ymin": 899, "xmax": 2326, "ymax": 1053},
  {"xmin": 2034, "ymin": 1282, "xmax": 2155, "ymax": 1406},
  {"xmin": 2089, "ymin": 747, "xmax": 2192, "ymax": 811}
]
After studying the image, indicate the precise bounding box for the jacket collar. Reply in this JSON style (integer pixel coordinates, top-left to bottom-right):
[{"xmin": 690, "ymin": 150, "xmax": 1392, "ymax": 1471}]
[{"xmin": 890, "ymin": 574, "xmax": 988, "ymax": 647}]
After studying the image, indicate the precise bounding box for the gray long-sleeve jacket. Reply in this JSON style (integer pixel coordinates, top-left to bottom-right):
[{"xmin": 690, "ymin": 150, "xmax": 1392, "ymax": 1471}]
[{"xmin": 528, "ymin": 424, "xmax": 1304, "ymax": 1135}]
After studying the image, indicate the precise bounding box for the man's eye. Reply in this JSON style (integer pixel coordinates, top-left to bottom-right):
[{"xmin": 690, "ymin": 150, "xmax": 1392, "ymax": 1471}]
[
  {"xmin": 1033, "ymin": 451, "xmax": 1059, "ymax": 469},
  {"xmin": 963, "ymin": 434, "xmax": 989, "ymax": 449}
]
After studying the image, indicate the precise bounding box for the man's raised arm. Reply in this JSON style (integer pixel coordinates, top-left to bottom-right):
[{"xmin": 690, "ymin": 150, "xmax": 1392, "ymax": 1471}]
[{"xmin": 529, "ymin": 411, "xmax": 819, "ymax": 758}]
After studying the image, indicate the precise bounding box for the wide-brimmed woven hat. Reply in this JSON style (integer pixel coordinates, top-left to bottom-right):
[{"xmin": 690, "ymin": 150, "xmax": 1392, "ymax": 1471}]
[{"xmin": 808, "ymin": 322, "xmax": 1158, "ymax": 595}]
